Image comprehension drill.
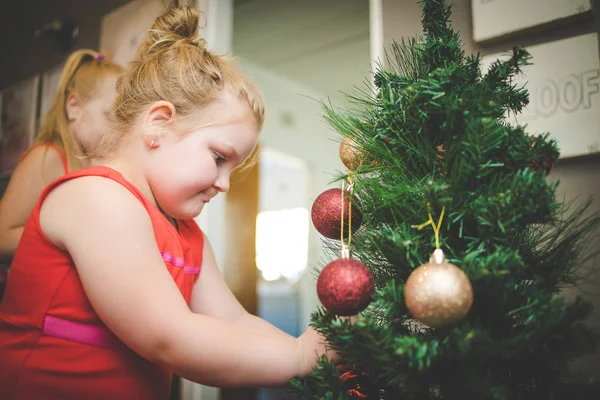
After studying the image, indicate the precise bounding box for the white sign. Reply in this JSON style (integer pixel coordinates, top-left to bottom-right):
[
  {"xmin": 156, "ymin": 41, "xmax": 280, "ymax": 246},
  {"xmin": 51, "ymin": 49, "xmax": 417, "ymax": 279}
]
[
  {"xmin": 472, "ymin": 0, "xmax": 592, "ymax": 43},
  {"xmin": 482, "ymin": 33, "xmax": 600, "ymax": 158}
]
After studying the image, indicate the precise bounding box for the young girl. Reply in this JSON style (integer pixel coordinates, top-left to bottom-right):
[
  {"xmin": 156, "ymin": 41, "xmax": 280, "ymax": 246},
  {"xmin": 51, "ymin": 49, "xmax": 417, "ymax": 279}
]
[
  {"xmin": 0, "ymin": 3, "xmax": 334, "ymax": 399},
  {"xmin": 0, "ymin": 49, "xmax": 123, "ymax": 257}
]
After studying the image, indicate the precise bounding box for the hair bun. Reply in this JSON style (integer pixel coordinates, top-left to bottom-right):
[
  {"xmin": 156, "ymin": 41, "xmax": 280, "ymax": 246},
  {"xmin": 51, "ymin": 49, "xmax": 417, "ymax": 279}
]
[{"xmin": 148, "ymin": 4, "xmax": 203, "ymax": 52}]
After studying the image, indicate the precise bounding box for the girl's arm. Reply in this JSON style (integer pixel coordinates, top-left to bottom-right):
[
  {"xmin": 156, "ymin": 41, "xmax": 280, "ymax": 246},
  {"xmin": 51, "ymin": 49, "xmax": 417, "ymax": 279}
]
[
  {"xmin": 40, "ymin": 177, "xmax": 329, "ymax": 387},
  {"xmin": 0, "ymin": 145, "xmax": 65, "ymax": 258},
  {"xmin": 189, "ymin": 233, "xmax": 293, "ymax": 338}
]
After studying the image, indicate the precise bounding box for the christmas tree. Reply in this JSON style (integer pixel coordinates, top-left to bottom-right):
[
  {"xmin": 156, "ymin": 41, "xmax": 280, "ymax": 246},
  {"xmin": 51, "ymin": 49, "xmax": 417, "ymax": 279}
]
[{"xmin": 291, "ymin": 0, "xmax": 600, "ymax": 399}]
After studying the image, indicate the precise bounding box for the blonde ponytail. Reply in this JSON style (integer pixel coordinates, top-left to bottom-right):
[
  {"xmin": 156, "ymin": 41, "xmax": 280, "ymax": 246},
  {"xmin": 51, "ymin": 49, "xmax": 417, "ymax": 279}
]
[{"xmin": 36, "ymin": 49, "xmax": 123, "ymax": 169}]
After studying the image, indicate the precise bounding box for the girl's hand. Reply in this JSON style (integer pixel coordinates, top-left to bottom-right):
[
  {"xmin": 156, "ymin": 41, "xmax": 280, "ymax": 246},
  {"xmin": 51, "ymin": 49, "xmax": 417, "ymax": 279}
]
[{"xmin": 296, "ymin": 326, "xmax": 339, "ymax": 377}]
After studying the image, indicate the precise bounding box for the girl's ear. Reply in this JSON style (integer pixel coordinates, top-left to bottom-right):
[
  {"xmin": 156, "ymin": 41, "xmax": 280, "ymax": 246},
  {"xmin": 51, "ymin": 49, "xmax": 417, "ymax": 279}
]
[
  {"xmin": 65, "ymin": 93, "xmax": 82, "ymax": 122},
  {"xmin": 142, "ymin": 101, "xmax": 177, "ymax": 149}
]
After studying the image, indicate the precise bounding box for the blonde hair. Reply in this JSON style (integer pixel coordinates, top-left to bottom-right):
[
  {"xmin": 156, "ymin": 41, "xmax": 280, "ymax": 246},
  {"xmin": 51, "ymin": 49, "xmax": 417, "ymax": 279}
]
[
  {"xmin": 100, "ymin": 1, "xmax": 264, "ymax": 157},
  {"xmin": 36, "ymin": 49, "xmax": 123, "ymax": 169}
]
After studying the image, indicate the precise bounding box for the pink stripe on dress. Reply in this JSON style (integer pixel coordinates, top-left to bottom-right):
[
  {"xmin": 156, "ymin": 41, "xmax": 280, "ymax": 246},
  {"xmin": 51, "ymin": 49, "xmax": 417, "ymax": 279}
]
[
  {"xmin": 42, "ymin": 315, "xmax": 119, "ymax": 348},
  {"xmin": 160, "ymin": 251, "xmax": 201, "ymax": 274}
]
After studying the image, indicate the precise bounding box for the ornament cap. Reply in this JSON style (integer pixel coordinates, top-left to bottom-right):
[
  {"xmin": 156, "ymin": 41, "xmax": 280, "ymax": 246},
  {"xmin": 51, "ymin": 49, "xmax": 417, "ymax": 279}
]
[
  {"xmin": 340, "ymin": 246, "xmax": 351, "ymax": 259},
  {"xmin": 430, "ymin": 248, "xmax": 446, "ymax": 264}
]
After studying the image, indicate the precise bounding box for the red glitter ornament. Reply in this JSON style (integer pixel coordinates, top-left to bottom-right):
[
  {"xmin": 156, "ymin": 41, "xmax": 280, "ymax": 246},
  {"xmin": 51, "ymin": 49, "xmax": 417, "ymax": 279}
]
[
  {"xmin": 311, "ymin": 188, "xmax": 362, "ymax": 240},
  {"xmin": 317, "ymin": 250, "xmax": 374, "ymax": 316}
]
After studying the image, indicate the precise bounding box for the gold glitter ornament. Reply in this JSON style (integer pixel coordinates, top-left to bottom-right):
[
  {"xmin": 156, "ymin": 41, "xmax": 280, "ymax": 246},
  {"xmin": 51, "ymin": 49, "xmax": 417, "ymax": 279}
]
[
  {"xmin": 404, "ymin": 249, "xmax": 473, "ymax": 328},
  {"xmin": 339, "ymin": 136, "xmax": 365, "ymax": 171}
]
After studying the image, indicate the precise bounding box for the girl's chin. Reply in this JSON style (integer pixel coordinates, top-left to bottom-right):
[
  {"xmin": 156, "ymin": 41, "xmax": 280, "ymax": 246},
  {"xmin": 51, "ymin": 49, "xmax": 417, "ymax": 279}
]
[{"xmin": 165, "ymin": 202, "xmax": 205, "ymax": 221}]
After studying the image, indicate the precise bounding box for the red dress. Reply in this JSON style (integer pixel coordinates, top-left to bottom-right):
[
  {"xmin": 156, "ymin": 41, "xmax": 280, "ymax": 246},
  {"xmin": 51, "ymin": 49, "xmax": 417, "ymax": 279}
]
[{"xmin": 0, "ymin": 166, "xmax": 204, "ymax": 399}]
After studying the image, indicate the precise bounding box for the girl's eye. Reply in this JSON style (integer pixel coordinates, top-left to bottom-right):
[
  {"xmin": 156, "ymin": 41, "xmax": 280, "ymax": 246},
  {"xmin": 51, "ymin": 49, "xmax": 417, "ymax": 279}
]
[{"xmin": 213, "ymin": 152, "xmax": 227, "ymax": 165}]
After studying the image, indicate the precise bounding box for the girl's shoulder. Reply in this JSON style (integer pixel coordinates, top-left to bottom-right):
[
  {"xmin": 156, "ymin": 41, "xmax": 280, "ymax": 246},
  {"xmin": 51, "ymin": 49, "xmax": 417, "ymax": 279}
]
[
  {"xmin": 38, "ymin": 169, "xmax": 154, "ymax": 249},
  {"xmin": 19, "ymin": 142, "xmax": 68, "ymax": 175},
  {"xmin": 8, "ymin": 143, "xmax": 67, "ymax": 188}
]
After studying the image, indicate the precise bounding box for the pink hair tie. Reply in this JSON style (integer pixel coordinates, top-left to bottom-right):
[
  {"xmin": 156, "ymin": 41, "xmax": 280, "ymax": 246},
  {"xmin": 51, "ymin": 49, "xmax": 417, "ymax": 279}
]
[{"xmin": 96, "ymin": 54, "xmax": 105, "ymax": 61}]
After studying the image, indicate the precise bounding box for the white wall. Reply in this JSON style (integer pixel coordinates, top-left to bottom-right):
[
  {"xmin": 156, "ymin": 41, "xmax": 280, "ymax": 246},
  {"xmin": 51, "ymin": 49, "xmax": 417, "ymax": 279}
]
[{"xmin": 233, "ymin": 0, "xmax": 371, "ymax": 107}]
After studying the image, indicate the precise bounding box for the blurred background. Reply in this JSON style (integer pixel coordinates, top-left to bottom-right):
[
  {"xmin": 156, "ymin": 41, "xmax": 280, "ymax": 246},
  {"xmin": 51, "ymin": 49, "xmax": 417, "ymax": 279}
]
[{"xmin": 0, "ymin": 1, "xmax": 599, "ymax": 399}]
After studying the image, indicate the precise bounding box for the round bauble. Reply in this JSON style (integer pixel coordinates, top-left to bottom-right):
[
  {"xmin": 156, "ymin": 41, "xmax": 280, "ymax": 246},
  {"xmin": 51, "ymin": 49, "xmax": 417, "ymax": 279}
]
[
  {"xmin": 311, "ymin": 188, "xmax": 362, "ymax": 240},
  {"xmin": 404, "ymin": 249, "xmax": 473, "ymax": 328},
  {"xmin": 317, "ymin": 256, "xmax": 374, "ymax": 316},
  {"xmin": 339, "ymin": 137, "xmax": 365, "ymax": 171}
]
